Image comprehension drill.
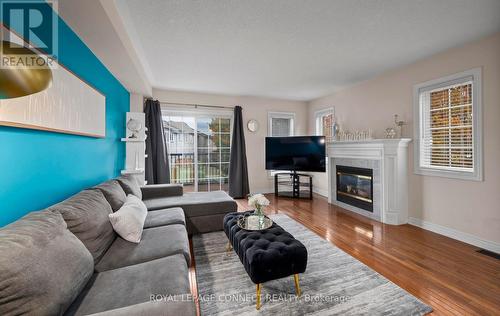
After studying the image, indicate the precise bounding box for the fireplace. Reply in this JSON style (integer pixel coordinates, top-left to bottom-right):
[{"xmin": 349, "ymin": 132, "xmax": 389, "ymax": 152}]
[{"xmin": 336, "ymin": 165, "xmax": 373, "ymax": 212}]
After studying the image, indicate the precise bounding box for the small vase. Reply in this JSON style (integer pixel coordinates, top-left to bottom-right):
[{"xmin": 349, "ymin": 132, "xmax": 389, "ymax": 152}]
[
  {"xmin": 254, "ymin": 205, "xmax": 264, "ymax": 218},
  {"xmin": 254, "ymin": 205, "xmax": 265, "ymax": 228}
]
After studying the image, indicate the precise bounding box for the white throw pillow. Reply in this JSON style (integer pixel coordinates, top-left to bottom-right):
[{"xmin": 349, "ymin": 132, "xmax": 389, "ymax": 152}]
[{"xmin": 109, "ymin": 194, "xmax": 147, "ymax": 243}]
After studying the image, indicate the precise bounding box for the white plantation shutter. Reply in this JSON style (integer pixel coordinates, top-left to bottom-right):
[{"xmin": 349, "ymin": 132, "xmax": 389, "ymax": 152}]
[{"xmin": 414, "ymin": 68, "xmax": 482, "ymax": 181}]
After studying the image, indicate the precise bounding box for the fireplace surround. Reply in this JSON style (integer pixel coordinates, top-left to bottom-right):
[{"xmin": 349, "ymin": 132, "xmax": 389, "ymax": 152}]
[{"xmin": 327, "ymin": 139, "xmax": 411, "ymax": 225}]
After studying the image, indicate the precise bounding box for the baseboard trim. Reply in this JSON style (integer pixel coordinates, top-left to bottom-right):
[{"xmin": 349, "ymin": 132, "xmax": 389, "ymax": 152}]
[
  {"xmin": 253, "ymin": 187, "xmax": 328, "ymax": 198},
  {"xmin": 408, "ymin": 217, "xmax": 500, "ymax": 254},
  {"xmin": 312, "ymin": 187, "xmax": 328, "ymax": 197},
  {"xmin": 251, "ymin": 188, "xmax": 274, "ymax": 195}
]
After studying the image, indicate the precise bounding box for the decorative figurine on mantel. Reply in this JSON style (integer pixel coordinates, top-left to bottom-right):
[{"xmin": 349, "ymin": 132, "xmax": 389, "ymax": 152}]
[
  {"xmin": 385, "ymin": 127, "xmax": 396, "ymax": 138},
  {"xmin": 337, "ymin": 129, "xmax": 373, "ymax": 141},
  {"xmin": 394, "ymin": 114, "xmax": 406, "ymax": 138},
  {"xmin": 331, "ymin": 119, "xmax": 339, "ymax": 141},
  {"xmin": 386, "ymin": 114, "xmax": 406, "ymax": 138}
]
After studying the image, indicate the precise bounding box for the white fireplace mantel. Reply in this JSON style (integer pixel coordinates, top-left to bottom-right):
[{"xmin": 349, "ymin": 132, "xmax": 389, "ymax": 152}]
[{"xmin": 327, "ymin": 138, "xmax": 412, "ymax": 225}]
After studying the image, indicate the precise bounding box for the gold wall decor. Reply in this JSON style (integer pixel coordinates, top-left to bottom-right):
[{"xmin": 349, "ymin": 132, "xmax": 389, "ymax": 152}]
[{"xmin": 0, "ymin": 40, "xmax": 53, "ymax": 99}]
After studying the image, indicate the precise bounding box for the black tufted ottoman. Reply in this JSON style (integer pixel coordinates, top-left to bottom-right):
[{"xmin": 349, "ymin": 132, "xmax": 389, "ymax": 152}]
[{"xmin": 223, "ymin": 211, "xmax": 308, "ymax": 309}]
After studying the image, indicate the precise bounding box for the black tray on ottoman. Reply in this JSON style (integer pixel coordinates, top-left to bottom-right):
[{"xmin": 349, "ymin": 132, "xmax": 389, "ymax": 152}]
[{"xmin": 223, "ymin": 211, "xmax": 308, "ymax": 309}]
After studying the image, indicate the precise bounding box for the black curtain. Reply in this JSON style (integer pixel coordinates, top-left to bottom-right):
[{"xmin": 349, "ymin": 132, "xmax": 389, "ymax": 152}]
[
  {"xmin": 228, "ymin": 106, "xmax": 249, "ymax": 198},
  {"xmin": 144, "ymin": 99, "xmax": 170, "ymax": 184}
]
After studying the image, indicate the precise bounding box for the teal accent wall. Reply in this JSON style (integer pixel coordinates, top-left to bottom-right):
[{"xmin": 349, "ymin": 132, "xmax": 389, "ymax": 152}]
[{"xmin": 0, "ymin": 1, "xmax": 129, "ymax": 226}]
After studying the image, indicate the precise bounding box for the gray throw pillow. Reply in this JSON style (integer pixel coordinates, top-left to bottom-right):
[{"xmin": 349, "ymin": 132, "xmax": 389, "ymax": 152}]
[
  {"xmin": 0, "ymin": 210, "xmax": 94, "ymax": 316},
  {"xmin": 48, "ymin": 190, "xmax": 116, "ymax": 263},
  {"xmin": 117, "ymin": 174, "xmax": 142, "ymax": 199},
  {"xmin": 109, "ymin": 195, "xmax": 148, "ymax": 243},
  {"xmin": 93, "ymin": 180, "xmax": 127, "ymax": 211}
]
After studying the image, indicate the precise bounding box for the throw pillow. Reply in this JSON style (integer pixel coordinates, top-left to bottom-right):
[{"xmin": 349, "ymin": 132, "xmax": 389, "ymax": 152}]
[
  {"xmin": 116, "ymin": 174, "xmax": 142, "ymax": 199},
  {"xmin": 109, "ymin": 194, "xmax": 148, "ymax": 243},
  {"xmin": 93, "ymin": 180, "xmax": 127, "ymax": 211}
]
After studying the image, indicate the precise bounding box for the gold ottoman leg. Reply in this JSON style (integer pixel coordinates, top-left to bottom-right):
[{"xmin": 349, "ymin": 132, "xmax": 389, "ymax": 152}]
[
  {"xmin": 225, "ymin": 241, "xmax": 233, "ymax": 252},
  {"xmin": 256, "ymin": 283, "xmax": 261, "ymax": 310},
  {"xmin": 293, "ymin": 274, "xmax": 301, "ymax": 296}
]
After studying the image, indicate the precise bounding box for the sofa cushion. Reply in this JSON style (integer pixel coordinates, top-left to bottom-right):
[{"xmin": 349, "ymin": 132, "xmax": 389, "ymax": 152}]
[
  {"xmin": 109, "ymin": 195, "xmax": 148, "ymax": 243},
  {"xmin": 116, "ymin": 174, "xmax": 142, "ymax": 199},
  {"xmin": 83, "ymin": 298, "xmax": 196, "ymax": 316},
  {"xmin": 186, "ymin": 212, "xmax": 228, "ymax": 234},
  {"xmin": 67, "ymin": 255, "xmax": 190, "ymax": 316},
  {"xmin": 95, "ymin": 224, "xmax": 191, "ymax": 272},
  {"xmin": 141, "ymin": 183, "xmax": 184, "ymax": 199},
  {"xmin": 143, "ymin": 191, "xmax": 238, "ymax": 217},
  {"xmin": 0, "ymin": 210, "xmax": 94, "ymax": 316},
  {"xmin": 49, "ymin": 190, "xmax": 116, "ymax": 263},
  {"xmin": 93, "ymin": 180, "xmax": 127, "ymax": 212},
  {"xmin": 144, "ymin": 207, "xmax": 186, "ymax": 229}
]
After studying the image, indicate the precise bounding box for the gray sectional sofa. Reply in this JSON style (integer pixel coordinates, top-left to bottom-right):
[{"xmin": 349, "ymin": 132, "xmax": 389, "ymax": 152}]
[
  {"xmin": 0, "ymin": 174, "xmax": 238, "ymax": 316},
  {"xmin": 142, "ymin": 184, "xmax": 239, "ymax": 234}
]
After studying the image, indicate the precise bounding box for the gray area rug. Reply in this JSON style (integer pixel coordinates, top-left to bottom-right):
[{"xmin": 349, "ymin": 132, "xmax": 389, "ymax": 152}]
[{"xmin": 193, "ymin": 214, "xmax": 432, "ymax": 315}]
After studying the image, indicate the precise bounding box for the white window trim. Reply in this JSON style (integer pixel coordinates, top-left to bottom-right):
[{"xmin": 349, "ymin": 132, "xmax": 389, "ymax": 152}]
[
  {"xmin": 314, "ymin": 107, "xmax": 334, "ymax": 171},
  {"xmin": 268, "ymin": 111, "xmax": 295, "ymax": 136},
  {"xmin": 161, "ymin": 105, "xmax": 234, "ymax": 119},
  {"xmin": 267, "ymin": 111, "xmax": 295, "ymax": 178},
  {"xmin": 314, "ymin": 107, "xmax": 334, "ymax": 136},
  {"xmin": 413, "ymin": 68, "xmax": 483, "ymax": 181}
]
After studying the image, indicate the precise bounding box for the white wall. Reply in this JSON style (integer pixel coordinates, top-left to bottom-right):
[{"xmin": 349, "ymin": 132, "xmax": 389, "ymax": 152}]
[
  {"xmin": 129, "ymin": 93, "xmax": 144, "ymax": 112},
  {"xmin": 152, "ymin": 89, "xmax": 308, "ymax": 193},
  {"xmin": 308, "ymin": 33, "xmax": 500, "ymax": 245}
]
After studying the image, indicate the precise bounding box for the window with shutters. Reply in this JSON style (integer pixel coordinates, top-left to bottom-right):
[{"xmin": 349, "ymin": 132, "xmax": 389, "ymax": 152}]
[
  {"xmin": 413, "ymin": 68, "xmax": 482, "ymax": 181},
  {"xmin": 268, "ymin": 112, "xmax": 295, "ymax": 137}
]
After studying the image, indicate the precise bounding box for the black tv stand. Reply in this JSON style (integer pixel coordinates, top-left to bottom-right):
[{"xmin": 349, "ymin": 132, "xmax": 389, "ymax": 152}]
[{"xmin": 274, "ymin": 172, "xmax": 313, "ymax": 200}]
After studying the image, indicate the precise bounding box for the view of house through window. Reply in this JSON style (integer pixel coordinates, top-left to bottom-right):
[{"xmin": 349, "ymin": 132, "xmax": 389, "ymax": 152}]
[
  {"xmin": 427, "ymin": 83, "xmax": 473, "ymax": 169},
  {"xmin": 163, "ymin": 113, "xmax": 231, "ymax": 192},
  {"xmin": 315, "ymin": 109, "xmax": 334, "ymax": 142}
]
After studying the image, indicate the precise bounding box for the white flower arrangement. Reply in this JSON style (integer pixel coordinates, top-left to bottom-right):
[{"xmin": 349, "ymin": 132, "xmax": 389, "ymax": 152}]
[{"xmin": 248, "ymin": 193, "xmax": 270, "ymax": 209}]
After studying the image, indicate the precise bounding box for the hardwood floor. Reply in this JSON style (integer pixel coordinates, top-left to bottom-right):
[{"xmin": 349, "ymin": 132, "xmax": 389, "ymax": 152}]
[{"xmin": 189, "ymin": 193, "xmax": 500, "ymax": 315}]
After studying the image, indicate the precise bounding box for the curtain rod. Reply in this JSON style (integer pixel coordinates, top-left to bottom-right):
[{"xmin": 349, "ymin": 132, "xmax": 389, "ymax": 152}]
[{"xmin": 159, "ymin": 101, "xmax": 235, "ymax": 110}]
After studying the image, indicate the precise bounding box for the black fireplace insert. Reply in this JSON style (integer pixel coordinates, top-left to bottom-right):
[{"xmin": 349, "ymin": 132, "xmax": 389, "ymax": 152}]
[{"xmin": 336, "ymin": 165, "xmax": 373, "ymax": 212}]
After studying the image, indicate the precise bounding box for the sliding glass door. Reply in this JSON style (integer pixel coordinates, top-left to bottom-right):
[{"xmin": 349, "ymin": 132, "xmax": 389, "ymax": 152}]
[
  {"xmin": 163, "ymin": 116, "xmax": 196, "ymax": 191},
  {"xmin": 163, "ymin": 110, "xmax": 231, "ymax": 192}
]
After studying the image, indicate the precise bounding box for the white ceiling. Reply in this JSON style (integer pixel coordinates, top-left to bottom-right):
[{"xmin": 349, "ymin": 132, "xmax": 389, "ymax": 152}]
[
  {"xmin": 64, "ymin": 1, "xmax": 500, "ymax": 100},
  {"xmin": 58, "ymin": 0, "xmax": 152, "ymax": 96}
]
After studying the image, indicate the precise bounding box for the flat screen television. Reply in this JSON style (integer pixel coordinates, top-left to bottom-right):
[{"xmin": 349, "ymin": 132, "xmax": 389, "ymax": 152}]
[{"xmin": 265, "ymin": 136, "xmax": 326, "ymax": 172}]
